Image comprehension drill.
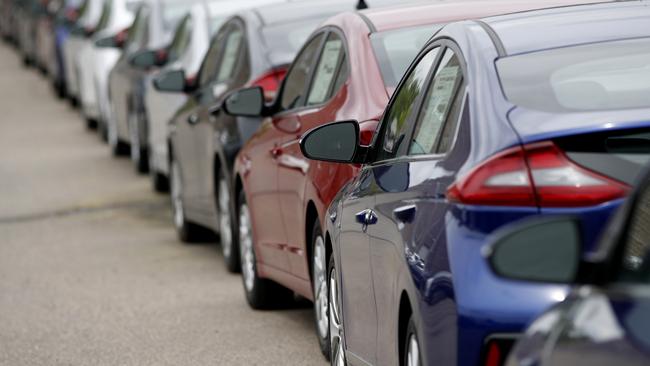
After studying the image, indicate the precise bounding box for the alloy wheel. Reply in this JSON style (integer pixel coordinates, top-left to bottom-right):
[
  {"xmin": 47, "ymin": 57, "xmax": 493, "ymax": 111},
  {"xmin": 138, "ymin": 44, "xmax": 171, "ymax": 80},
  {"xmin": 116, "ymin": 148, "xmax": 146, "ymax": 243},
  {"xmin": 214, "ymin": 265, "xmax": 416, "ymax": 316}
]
[
  {"xmin": 313, "ymin": 235, "xmax": 328, "ymax": 341},
  {"xmin": 170, "ymin": 161, "xmax": 184, "ymax": 230},
  {"xmin": 406, "ymin": 333, "xmax": 421, "ymax": 366},
  {"xmin": 239, "ymin": 203, "xmax": 255, "ymax": 292},
  {"xmin": 329, "ymin": 266, "xmax": 346, "ymax": 366},
  {"xmin": 218, "ymin": 177, "xmax": 232, "ymax": 258}
]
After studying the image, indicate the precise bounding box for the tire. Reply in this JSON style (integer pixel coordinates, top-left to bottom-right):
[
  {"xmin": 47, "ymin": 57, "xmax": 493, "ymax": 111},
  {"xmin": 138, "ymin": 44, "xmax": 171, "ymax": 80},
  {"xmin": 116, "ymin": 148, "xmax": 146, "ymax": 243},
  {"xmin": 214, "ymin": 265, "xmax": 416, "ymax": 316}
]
[
  {"xmin": 404, "ymin": 316, "xmax": 422, "ymax": 366},
  {"xmin": 238, "ymin": 190, "xmax": 292, "ymax": 309},
  {"xmin": 217, "ymin": 170, "xmax": 238, "ymax": 272},
  {"xmin": 151, "ymin": 170, "xmax": 169, "ymax": 193},
  {"xmin": 129, "ymin": 109, "xmax": 149, "ymax": 173},
  {"xmin": 328, "ymin": 255, "xmax": 346, "ymax": 366},
  {"xmin": 312, "ymin": 220, "xmax": 330, "ymax": 359},
  {"xmin": 108, "ymin": 117, "xmax": 129, "ymax": 156},
  {"xmin": 170, "ymin": 158, "xmax": 204, "ymax": 242},
  {"xmin": 85, "ymin": 118, "xmax": 98, "ymax": 130}
]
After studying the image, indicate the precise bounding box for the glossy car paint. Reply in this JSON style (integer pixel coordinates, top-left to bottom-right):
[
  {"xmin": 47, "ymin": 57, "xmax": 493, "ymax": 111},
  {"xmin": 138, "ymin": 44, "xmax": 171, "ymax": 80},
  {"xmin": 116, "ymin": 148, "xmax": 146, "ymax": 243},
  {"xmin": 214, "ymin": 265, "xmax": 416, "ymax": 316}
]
[
  {"xmin": 62, "ymin": 0, "xmax": 103, "ymax": 101},
  {"xmin": 507, "ymin": 168, "xmax": 650, "ymax": 366},
  {"xmin": 232, "ymin": 2, "xmax": 476, "ymax": 301},
  {"xmin": 319, "ymin": 2, "xmax": 648, "ymax": 366},
  {"xmin": 77, "ymin": 0, "xmax": 138, "ymax": 122},
  {"xmin": 167, "ymin": 0, "xmax": 345, "ymax": 239},
  {"xmin": 146, "ymin": 0, "xmax": 278, "ymax": 180},
  {"xmin": 107, "ymin": 0, "xmax": 202, "ymax": 149}
]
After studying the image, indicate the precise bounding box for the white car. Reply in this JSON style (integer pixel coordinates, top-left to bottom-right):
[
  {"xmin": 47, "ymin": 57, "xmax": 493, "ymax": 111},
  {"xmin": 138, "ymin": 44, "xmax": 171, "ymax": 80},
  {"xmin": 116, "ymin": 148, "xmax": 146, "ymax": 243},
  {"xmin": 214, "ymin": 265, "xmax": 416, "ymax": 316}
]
[
  {"xmin": 62, "ymin": 0, "xmax": 104, "ymax": 105},
  {"xmin": 76, "ymin": 0, "xmax": 140, "ymax": 127},
  {"xmin": 143, "ymin": 0, "xmax": 281, "ymax": 187}
]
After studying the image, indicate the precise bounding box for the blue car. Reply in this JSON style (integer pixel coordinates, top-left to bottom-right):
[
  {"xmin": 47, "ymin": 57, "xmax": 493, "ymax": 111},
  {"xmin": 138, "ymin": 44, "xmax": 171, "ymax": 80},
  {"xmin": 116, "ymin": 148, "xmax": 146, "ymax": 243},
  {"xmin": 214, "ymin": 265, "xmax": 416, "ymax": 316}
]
[
  {"xmin": 53, "ymin": 0, "xmax": 85, "ymax": 97},
  {"xmin": 299, "ymin": 2, "xmax": 650, "ymax": 365},
  {"xmin": 485, "ymin": 164, "xmax": 650, "ymax": 366}
]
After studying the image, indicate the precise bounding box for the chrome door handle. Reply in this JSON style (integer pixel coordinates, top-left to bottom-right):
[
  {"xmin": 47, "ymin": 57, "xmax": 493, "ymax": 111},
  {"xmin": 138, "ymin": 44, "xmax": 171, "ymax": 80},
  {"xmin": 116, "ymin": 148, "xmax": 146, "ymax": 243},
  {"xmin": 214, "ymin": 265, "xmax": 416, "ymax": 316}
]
[
  {"xmin": 393, "ymin": 204, "xmax": 416, "ymax": 223},
  {"xmin": 187, "ymin": 114, "xmax": 199, "ymax": 125},
  {"xmin": 355, "ymin": 209, "xmax": 378, "ymax": 231}
]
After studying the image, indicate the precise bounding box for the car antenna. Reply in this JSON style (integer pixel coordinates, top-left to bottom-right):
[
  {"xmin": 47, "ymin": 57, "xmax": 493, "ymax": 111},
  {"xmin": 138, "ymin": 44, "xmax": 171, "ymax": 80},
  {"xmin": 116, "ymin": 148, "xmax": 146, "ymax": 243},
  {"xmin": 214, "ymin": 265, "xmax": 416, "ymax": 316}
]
[{"xmin": 357, "ymin": 0, "xmax": 368, "ymax": 10}]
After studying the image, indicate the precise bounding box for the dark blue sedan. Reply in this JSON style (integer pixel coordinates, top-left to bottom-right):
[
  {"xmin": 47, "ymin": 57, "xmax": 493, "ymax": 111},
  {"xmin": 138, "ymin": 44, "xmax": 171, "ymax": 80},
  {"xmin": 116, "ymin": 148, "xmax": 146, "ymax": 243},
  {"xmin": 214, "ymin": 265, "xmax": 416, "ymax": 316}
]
[{"xmin": 300, "ymin": 2, "xmax": 650, "ymax": 365}]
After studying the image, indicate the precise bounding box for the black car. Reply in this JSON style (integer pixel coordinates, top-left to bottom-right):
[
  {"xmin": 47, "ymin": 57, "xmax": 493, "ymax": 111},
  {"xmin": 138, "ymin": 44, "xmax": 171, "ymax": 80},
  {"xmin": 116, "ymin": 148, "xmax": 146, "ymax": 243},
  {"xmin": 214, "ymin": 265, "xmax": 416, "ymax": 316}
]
[{"xmin": 486, "ymin": 164, "xmax": 650, "ymax": 366}]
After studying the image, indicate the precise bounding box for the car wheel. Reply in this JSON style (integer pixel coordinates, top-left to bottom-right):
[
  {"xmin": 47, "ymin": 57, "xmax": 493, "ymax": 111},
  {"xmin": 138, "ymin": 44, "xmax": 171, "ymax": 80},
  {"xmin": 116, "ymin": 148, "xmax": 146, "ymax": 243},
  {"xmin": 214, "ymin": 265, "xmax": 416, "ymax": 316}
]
[
  {"xmin": 238, "ymin": 190, "xmax": 292, "ymax": 309},
  {"xmin": 108, "ymin": 117, "xmax": 129, "ymax": 156},
  {"xmin": 404, "ymin": 316, "xmax": 421, "ymax": 366},
  {"xmin": 85, "ymin": 117, "xmax": 97, "ymax": 130},
  {"xmin": 129, "ymin": 110, "xmax": 148, "ymax": 173},
  {"xmin": 170, "ymin": 158, "xmax": 203, "ymax": 243},
  {"xmin": 312, "ymin": 221, "xmax": 330, "ymax": 359},
  {"xmin": 218, "ymin": 171, "xmax": 238, "ymax": 272},
  {"xmin": 329, "ymin": 255, "xmax": 346, "ymax": 366}
]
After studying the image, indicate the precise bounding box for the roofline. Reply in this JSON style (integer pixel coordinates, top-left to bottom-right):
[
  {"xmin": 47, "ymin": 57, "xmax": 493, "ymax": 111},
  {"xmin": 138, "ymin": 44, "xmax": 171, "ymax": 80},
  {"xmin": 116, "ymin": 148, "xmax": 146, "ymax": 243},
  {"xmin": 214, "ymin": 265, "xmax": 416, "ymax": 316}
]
[
  {"xmin": 355, "ymin": 11, "xmax": 376, "ymax": 33},
  {"xmin": 474, "ymin": 20, "xmax": 506, "ymax": 56}
]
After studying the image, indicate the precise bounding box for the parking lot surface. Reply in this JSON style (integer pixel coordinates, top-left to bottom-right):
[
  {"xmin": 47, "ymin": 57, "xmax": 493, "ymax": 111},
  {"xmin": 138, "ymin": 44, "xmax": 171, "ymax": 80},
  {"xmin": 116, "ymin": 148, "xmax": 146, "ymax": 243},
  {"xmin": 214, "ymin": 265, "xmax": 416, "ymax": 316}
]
[{"xmin": 0, "ymin": 43, "xmax": 325, "ymax": 366}]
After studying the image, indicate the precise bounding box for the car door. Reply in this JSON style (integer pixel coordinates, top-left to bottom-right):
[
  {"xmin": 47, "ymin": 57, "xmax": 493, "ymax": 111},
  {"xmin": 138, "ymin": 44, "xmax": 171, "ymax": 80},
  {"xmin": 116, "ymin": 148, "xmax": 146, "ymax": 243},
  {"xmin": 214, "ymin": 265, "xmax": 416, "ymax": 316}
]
[
  {"xmin": 366, "ymin": 44, "xmax": 468, "ymax": 364},
  {"xmin": 247, "ymin": 32, "xmax": 326, "ymax": 273},
  {"xmin": 173, "ymin": 25, "xmax": 227, "ymax": 213},
  {"xmin": 277, "ymin": 30, "xmax": 349, "ymax": 278},
  {"xmin": 194, "ymin": 20, "xmax": 248, "ymax": 219}
]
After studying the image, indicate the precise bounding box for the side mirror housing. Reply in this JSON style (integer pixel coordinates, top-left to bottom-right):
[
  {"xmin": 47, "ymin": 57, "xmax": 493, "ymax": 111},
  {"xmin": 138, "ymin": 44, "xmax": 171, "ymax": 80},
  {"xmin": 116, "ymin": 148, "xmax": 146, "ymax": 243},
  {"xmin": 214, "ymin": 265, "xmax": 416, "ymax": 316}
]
[
  {"xmin": 485, "ymin": 216, "xmax": 583, "ymax": 284},
  {"xmin": 130, "ymin": 49, "xmax": 167, "ymax": 69},
  {"xmin": 154, "ymin": 69, "xmax": 190, "ymax": 93},
  {"xmin": 223, "ymin": 87, "xmax": 265, "ymax": 117},
  {"xmin": 300, "ymin": 120, "xmax": 366, "ymax": 164}
]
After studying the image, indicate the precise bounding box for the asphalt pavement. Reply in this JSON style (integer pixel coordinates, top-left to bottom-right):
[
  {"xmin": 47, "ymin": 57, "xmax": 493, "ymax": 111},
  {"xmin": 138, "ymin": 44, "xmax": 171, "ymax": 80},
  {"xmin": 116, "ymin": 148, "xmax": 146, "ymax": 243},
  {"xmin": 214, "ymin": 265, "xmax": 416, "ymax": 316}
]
[{"xmin": 0, "ymin": 42, "xmax": 325, "ymax": 366}]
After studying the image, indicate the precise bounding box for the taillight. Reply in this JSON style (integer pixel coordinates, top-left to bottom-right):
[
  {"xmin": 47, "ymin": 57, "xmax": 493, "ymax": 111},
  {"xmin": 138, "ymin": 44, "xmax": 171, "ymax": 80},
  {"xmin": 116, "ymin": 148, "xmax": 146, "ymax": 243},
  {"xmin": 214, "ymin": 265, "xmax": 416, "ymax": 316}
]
[
  {"xmin": 155, "ymin": 49, "xmax": 168, "ymax": 66},
  {"xmin": 447, "ymin": 141, "xmax": 630, "ymax": 207},
  {"xmin": 249, "ymin": 67, "xmax": 287, "ymax": 102},
  {"xmin": 482, "ymin": 338, "xmax": 515, "ymax": 366}
]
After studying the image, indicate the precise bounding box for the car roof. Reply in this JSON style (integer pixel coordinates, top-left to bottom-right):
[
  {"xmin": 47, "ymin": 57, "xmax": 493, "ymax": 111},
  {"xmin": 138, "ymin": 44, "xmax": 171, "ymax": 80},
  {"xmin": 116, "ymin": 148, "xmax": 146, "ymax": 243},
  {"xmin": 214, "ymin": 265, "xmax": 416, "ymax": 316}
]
[
  {"xmin": 484, "ymin": 1, "xmax": 650, "ymax": 55},
  {"xmin": 252, "ymin": 0, "xmax": 358, "ymax": 26},
  {"xmin": 359, "ymin": 0, "xmax": 612, "ymax": 33}
]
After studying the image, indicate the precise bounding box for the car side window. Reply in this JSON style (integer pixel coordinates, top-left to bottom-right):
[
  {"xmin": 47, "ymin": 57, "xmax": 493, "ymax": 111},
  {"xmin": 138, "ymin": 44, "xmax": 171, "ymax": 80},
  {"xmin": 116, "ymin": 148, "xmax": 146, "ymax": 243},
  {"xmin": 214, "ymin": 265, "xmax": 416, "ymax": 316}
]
[
  {"xmin": 618, "ymin": 183, "xmax": 650, "ymax": 283},
  {"xmin": 198, "ymin": 25, "xmax": 229, "ymax": 87},
  {"xmin": 215, "ymin": 25, "xmax": 244, "ymax": 83},
  {"xmin": 306, "ymin": 32, "xmax": 347, "ymax": 106},
  {"xmin": 374, "ymin": 47, "xmax": 439, "ymax": 162},
  {"xmin": 279, "ymin": 33, "xmax": 325, "ymax": 112},
  {"xmin": 168, "ymin": 16, "xmax": 192, "ymax": 62},
  {"xmin": 409, "ymin": 49, "xmax": 465, "ymax": 156},
  {"xmin": 126, "ymin": 5, "xmax": 149, "ymax": 51}
]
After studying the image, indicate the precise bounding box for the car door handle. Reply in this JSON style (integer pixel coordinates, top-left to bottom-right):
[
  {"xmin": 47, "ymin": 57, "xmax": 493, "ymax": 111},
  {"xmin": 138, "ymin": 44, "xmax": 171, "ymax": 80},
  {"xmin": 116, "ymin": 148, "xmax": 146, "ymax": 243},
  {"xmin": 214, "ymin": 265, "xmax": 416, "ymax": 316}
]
[
  {"xmin": 355, "ymin": 209, "xmax": 378, "ymax": 227},
  {"xmin": 187, "ymin": 114, "xmax": 199, "ymax": 125},
  {"xmin": 271, "ymin": 146, "xmax": 283, "ymax": 157},
  {"xmin": 393, "ymin": 204, "xmax": 416, "ymax": 223}
]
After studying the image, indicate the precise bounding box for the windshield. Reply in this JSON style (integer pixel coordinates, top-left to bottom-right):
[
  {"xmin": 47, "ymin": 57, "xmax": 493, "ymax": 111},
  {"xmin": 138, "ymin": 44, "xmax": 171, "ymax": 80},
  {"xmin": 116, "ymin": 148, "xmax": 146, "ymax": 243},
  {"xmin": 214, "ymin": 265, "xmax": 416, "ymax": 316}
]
[
  {"xmin": 497, "ymin": 38, "xmax": 650, "ymax": 113},
  {"xmin": 161, "ymin": 2, "xmax": 193, "ymax": 31},
  {"xmin": 262, "ymin": 18, "xmax": 325, "ymax": 65},
  {"xmin": 370, "ymin": 25, "xmax": 437, "ymax": 88}
]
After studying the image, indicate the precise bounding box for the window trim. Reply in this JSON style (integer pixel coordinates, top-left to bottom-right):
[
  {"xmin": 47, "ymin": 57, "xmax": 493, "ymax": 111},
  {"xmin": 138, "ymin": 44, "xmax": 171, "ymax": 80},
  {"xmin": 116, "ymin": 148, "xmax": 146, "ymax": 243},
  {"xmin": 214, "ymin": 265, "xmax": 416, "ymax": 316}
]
[
  {"xmin": 304, "ymin": 27, "xmax": 350, "ymax": 108},
  {"xmin": 368, "ymin": 38, "xmax": 469, "ymax": 166},
  {"xmin": 212, "ymin": 17, "xmax": 248, "ymax": 86}
]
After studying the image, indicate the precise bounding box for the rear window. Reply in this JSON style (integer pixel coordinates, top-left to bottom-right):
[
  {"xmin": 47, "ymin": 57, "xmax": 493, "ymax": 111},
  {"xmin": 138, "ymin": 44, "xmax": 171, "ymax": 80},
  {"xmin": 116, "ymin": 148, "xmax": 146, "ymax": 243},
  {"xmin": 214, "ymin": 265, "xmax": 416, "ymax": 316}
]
[
  {"xmin": 370, "ymin": 25, "xmax": 437, "ymax": 88},
  {"xmin": 497, "ymin": 38, "xmax": 650, "ymax": 113},
  {"xmin": 262, "ymin": 19, "xmax": 324, "ymax": 63}
]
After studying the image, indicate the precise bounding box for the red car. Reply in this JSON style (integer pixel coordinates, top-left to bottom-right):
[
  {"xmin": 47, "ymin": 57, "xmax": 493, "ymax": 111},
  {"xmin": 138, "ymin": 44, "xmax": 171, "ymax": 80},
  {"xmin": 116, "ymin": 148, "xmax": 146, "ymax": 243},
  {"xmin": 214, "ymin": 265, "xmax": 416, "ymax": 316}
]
[{"xmin": 223, "ymin": 1, "xmax": 587, "ymax": 359}]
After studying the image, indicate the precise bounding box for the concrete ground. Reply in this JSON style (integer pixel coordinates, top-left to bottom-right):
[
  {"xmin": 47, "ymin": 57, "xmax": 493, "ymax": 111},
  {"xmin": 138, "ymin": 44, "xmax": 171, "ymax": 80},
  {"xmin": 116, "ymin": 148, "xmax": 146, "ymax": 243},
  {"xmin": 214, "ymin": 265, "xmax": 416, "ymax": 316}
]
[{"xmin": 0, "ymin": 42, "xmax": 325, "ymax": 366}]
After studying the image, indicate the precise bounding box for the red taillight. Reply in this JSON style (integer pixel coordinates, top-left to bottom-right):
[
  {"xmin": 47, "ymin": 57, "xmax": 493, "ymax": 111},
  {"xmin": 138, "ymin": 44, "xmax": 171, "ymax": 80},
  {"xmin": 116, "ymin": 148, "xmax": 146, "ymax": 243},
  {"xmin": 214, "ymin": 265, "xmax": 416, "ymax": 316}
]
[
  {"xmin": 448, "ymin": 141, "xmax": 630, "ymax": 207},
  {"xmin": 484, "ymin": 341, "xmax": 502, "ymax": 366},
  {"xmin": 155, "ymin": 49, "xmax": 168, "ymax": 65},
  {"xmin": 115, "ymin": 28, "xmax": 129, "ymax": 48},
  {"xmin": 248, "ymin": 68, "xmax": 287, "ymax": 102}
]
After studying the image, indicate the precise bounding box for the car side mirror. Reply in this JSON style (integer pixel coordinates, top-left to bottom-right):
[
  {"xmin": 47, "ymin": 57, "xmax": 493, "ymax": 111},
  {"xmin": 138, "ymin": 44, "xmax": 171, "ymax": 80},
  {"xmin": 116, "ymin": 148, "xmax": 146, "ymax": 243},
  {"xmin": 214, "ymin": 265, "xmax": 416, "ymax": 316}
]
[
  {"xmin": 485, "ymin": 217, "xmax": 583, "ymax": 284},
  {"xmin": 300, "ymin": 120, "xmax": 366, "ymax": 164},
  {"xmin": 153, "ymin": 70, "xmax": 189, "ymax": 93},
  {"xmin": 130, "ymin": 49, "xmax": 167, "ymax": 69},
  {"xmin": 223, "ymin": 87, "xmax": 264, "ymax": 117},
  {"xmin": 95, "ymin": 35, "xmax": 117, "ymax": 48}
]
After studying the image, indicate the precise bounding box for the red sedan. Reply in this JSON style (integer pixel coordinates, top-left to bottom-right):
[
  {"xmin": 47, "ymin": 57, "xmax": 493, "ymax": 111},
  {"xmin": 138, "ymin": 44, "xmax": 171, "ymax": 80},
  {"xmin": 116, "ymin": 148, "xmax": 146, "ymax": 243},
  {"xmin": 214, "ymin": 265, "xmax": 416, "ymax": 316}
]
[{"xmin": 223, "ymin": 0, "xmax": 594, "ymax": 359}]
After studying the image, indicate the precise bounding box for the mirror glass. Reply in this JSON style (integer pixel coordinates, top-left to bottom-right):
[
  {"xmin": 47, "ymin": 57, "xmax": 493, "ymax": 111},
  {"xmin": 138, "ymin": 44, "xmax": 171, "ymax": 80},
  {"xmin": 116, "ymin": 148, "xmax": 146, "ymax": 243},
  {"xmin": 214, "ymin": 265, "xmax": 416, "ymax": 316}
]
[
  {"xmin": 131, "ymin": 50, "xmax": 156, "ymax": 68},
  {"xmin": 224, "ymin": 87, "xmax": 263, "ymax": 117},
  {"xmin": 302, "ymin": 121, "xmax": 358, "ymax": 163},
  {"xmin": 154, "ymin": 70, "xmax": 185, "ymax": 93},
  {"xmin": 95, "ymin": 36, "xmax": 116, "ymax": 48},
  {"xmin": 490, "ymin": 218, "xmax": 581, "ymax": 283}
]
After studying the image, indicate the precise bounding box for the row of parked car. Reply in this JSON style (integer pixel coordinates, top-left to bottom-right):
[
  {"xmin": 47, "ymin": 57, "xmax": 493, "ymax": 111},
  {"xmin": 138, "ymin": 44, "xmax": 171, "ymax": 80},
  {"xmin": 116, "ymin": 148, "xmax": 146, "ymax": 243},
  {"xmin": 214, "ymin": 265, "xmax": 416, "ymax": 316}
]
[{"xmin": 3, "ymin": 0, "xmax": 650, "ymax": 365}]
